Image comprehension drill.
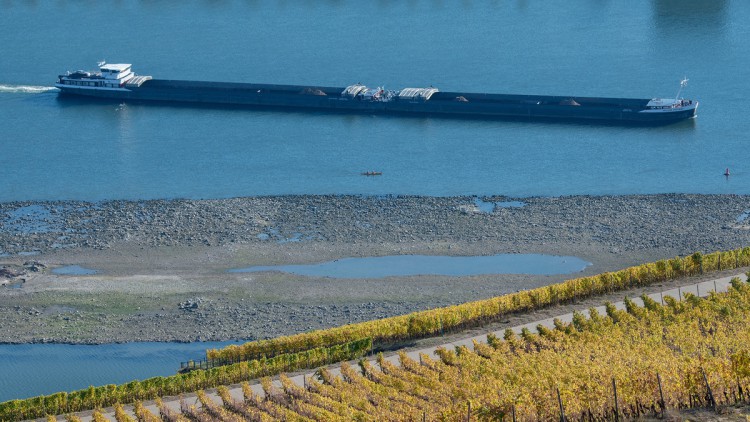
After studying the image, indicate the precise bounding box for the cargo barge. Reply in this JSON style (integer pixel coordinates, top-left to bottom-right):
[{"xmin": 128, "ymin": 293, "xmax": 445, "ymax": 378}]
[{"xmin": 56, "ymin": 62, "xmax": 698, "ymax": 124}]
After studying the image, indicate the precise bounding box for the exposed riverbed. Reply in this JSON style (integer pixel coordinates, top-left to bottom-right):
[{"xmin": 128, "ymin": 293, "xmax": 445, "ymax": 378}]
[{"xmin": 1, "ymin": 194, "xmax": 750, "ymax": 345}]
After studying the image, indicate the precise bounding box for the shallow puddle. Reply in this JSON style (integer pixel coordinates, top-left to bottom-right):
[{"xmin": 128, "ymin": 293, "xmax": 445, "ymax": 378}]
[
  {"xmin": 229, "ymin": 254, "xmax": 591, "ymax": 278},
  {"xmin": 496, "ymin": 200, "xmax": 526, "ymax": 208},
  {"xmin": 4, "ymin": 205, "xmax": 61, "ymax": 234},
  {"xmin": 473, "ymin": 197, "xmax": 526, "ymax": 213},
  {"xmin": 52, "ymin": 265, "xmax": 98, "ymax": 275}
]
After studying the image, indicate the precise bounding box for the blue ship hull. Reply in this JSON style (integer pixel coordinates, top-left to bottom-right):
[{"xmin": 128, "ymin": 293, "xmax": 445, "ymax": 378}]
[{"xmin": 57, "ymin": 79, "xmax": 698, "ymax": 125}]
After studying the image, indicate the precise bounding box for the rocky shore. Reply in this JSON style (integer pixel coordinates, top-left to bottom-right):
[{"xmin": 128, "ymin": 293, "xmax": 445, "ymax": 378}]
[{"xmin": 1, "ymin": 193, "xmax": 750, "ymax": 344}]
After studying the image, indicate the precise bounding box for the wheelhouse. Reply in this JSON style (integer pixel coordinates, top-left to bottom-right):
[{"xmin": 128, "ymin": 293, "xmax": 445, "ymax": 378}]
[{"xmin": 56, "ymin": 62, "xmax": 150, "ymax": 89}]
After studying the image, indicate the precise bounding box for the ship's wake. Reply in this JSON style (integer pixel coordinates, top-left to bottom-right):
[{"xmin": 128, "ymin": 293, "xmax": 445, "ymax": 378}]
[{"xmin": 0, "ymin": 84, "xmax": 58, "ymax": 94}]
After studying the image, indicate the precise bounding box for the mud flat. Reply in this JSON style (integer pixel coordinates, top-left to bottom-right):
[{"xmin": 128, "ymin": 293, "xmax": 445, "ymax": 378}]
[{"xmin": 1, "ymin": 193, "xmax": 749, "ymax": 344}]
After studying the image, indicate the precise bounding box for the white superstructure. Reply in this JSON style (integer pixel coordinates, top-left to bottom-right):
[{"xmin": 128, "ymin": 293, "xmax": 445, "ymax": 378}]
[
  {"xmin": 642, "ymin": 77, "xmax": 698, "ymax": 114},
  {"xmin": 55, "ymin": 62, "xmax": 151, "ymax": 91}
]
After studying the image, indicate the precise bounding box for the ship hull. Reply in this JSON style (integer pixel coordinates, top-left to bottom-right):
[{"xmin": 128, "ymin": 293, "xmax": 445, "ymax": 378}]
[{"xmin": 56, "ymin": 79, "xmax": 698, "ymax": 125}]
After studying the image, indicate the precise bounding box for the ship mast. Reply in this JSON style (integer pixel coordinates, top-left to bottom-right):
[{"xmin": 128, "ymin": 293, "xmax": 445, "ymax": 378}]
[{"xmin": 675, "ymin": 76, "xmax": 688, "ymax": 100}]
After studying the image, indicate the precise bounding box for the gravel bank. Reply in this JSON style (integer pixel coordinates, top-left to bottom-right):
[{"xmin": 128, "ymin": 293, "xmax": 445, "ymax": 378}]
[{"xmin": 1, "ymin": 193, "xmax": 749, "ymax": 344}]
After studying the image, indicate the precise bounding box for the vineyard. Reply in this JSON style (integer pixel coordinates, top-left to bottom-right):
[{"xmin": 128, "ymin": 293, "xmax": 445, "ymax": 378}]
[
  {"xmin": 93, "ymin": 276, "xmax": 750, "ymax": 421},
  {"xmin": 2, "ymin": 248, "xmax": 750, "ymax": 420}
]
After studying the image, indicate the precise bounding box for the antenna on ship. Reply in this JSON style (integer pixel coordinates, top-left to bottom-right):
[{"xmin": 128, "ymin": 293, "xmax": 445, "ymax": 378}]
[{"xmin": 675, "ymin": 76, "xmax": 688, "ymax": 100}]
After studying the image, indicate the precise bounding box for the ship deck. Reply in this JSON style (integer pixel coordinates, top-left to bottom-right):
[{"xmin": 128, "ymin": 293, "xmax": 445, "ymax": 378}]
[{"xmin": 137, "ymin": 79, "xmax": 651, "ymax": 110}]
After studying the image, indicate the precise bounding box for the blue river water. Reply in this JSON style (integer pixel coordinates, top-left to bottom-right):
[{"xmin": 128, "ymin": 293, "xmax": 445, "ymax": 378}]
[
  {"xmin": 0, "ymin": 341, "xmax": 242, "ymax": 402},
  {"xmin": 0, "ymin": 0, "xmax": 748, "ymax": 403},
  {"xmin": 0, "ymin": 1, "xmax": 748, "ymax": 201}
]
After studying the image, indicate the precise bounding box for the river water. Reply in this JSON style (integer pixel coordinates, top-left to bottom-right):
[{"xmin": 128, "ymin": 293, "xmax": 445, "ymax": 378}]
[
  {"xmin": 0, "ymin": 1, "xmax": 747, "ymax": 201},
  {"xmin": 0, "ymin": 0, "xmax": 747, "ymax": 402},
  {"xmin": 0, "ymin": 341, "xmax": 241, "ymax": 403}
]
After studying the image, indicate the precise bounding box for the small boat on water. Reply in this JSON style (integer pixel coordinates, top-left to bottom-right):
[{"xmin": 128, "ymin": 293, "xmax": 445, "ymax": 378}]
[
  {"xmin": 55, "ymin": 62, "xmax": 699, "ymax": 125},
  {"xmin": 361, "ymin": 171, "xmax": 383, "ymax": 176}
]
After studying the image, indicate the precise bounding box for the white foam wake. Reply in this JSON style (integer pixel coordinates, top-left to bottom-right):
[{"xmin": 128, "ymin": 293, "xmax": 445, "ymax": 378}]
[{"xmin": 0, "ymin": 84, "xmax": 58, "ymax": 94}]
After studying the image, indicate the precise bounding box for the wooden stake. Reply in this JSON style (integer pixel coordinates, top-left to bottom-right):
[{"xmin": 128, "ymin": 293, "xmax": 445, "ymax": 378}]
[
  {"xmin": 467, "ymin": 401, "xmax": 471, "ymax": 422},
  {"xmin": 557, "ymin": 388, "xmax": 566, "ymax": 422},
  {"xmin": 511, "ymin": 404, "xmax": 516, "ymax": 422},
  {"xmin": 657, "ymin": 373, "xmax": 666, "ymax": 417},
  {"xmin": 739, "ymin": 375, "xmax": 745, "ymax": 402},
  {"xmin": 702, "ymin": 368, "xmax": 716, "ymax": 411},
  {"xmin": 612, "ymin": 378, "xmax": 620, "ymax": 422}
]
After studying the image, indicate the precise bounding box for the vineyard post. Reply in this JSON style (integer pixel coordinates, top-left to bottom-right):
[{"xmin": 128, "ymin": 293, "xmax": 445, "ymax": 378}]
[
  {"xmin": 467, "ymin": 400, "xmax": 471, "ymax": 421},
  {"xmin": 612, "ymin": 378, "xmax": 620, "ymax": 422},
  {"xmin": 738, "ymin": 375, "xmax": 745, "ymax": 402},
  {"xmin": 423, "ymin": 411, "xmax": 426, "ymax": 422},
  {"xmin": 660, "ymin": 292, "xmax": 663, "ymax": 305},
  {"xmin": 511, "ymin": 404, "xmax": 516, "ymax": 422},
  {"xmin": 556, "ymin": 388, "xmax": 566, "ymax": 422},
  {"xmin": 697, "ymin": 284, "xmax": 700, "ymax": 296},
  {"xmin": 701, "ymin": 368, "xmax": 716, "ymax": 411},
  {"xmin": 678, "ymin": 287, "xmax": 681, "ymax": 301},
  {"xmin": 714, "ymin": 280, "xmax": 717, "ymax": 293},
  {"xmin": 657, "ymin": 373, "xmax": 665, "ymax": 416}
]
